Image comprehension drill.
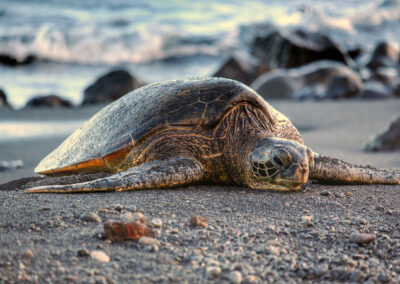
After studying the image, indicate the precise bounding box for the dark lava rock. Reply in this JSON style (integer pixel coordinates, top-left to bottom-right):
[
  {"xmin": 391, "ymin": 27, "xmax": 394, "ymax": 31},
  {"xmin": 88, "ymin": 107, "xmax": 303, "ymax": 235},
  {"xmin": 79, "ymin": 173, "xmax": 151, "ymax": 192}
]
[
  {"xmin": 25, "ymin": 95, "xmax": 73, "ymax": 108},
  {"xmin": 251, "ymin": 27, "xmax": 348, "ymax": 70},
  {"xmin": 365, "ymin": 114, "xmax": 400, "ymax": 152},
  {"xmin": 368, "ymin": 68, "xmax": 399, "ymax": 86},
  {"xmin": 325, "ymin": 75, "xmax": 361, "ymax": 99},
  {"xmin": 393, "ymin": 80, "xmax": 400, "ymax": 96},
  {"xmin": 359, "ymin": 82, "xmax": 391, "ymax": 99},
  {"xmin": 0, "ymin": 53, "xmax": 36, "ymax": 66},
  {"xmin": 212, "ymin": 56, "xmax": 253, "ymax": 85},
  {"xmin": 0, "ymin": 160, "xmax": 24, "ymax": 172},
  {"xmin": 251, "ymin": 61, "xmax": 361, "ymax": 100},
  {"xmin": 0, "ymin": 88, "xmax": 11, "ymax": 108},
  {"xmin": 82, "ymin": 69, "xmax": 143, "ymax": 105},
  {"xmin": 366, "ymin": 41, "xmax": 399, "ymax": 70},
  {"xmin": 347, "ymin": 45, "xmax": 363, "ymax": 60},
  {"xmin": 250, "ymin": 70, "xmax": 296, "ymax": 99}
]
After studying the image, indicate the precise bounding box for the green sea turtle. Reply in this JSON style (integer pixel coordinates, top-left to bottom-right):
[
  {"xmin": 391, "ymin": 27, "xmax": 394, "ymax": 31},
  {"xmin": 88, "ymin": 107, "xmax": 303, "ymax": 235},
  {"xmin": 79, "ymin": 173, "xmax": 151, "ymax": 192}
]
[{"xmin": 26, "ymin": 78, "xmax": 399, "ymax": 193}]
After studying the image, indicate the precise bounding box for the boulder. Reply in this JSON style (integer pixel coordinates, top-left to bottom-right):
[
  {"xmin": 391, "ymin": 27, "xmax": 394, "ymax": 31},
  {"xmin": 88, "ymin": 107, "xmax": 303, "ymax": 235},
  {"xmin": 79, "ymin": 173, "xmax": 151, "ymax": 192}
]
[
  {"xmin": 365, "ymin": 115, "xmax": 400, "ymax": 152},
  {"xmin": 25, "ymin": 95, "xmax": 73, "ymax": 108},
  {"xmin": 366, "ymin": 41, "xmax": 399, "ymax": 70},
  {"xmin": 82, "ymin": 69, "xmax": 143, "ymax": 105},
  {"xmin": 251, "ymin": 60, "xmax": 362, "ymax": 100},
  {"xmin": 324, "ymin": 76, "xmax": 360, "ymax": 99},
  {"xmin": 358, "ymin": 82, "xmax": 391, "ymax": 99},
  {"xmin": 0, "ymin": 88, "xmax": 11, "ymax": 108},
  {"xmin": 368, "ymin": 67, "xmax": 399, "ymax": 86},
  {"xmin": 251, "ymin": 27, "xmax": 349, "ymax": 70},
  {"xmin": 212, "ymin": 56, "xmax": 254, "ymax": 85},
  {"xmin": 213, "ymin": 56, "xmax": 253, "ymax": 85},
  {"xmin": 0, "ymin": 53, "xmax": 36, "ymax": 67},
  {"xmin": 392, "ymin": 80, "xmax": 400, "ymax": 96}
]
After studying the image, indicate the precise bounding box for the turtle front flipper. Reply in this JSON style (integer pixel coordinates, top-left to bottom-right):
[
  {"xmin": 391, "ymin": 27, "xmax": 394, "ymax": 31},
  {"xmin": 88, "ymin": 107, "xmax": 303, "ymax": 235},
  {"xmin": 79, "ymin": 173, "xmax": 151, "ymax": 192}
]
[
  {"xmin": 310, "ymin": 153, "xmax": 400, "ymax": 185},
  {"xmin": 25, "ymin": 157, "xmax": 205, "ymax": 193}
]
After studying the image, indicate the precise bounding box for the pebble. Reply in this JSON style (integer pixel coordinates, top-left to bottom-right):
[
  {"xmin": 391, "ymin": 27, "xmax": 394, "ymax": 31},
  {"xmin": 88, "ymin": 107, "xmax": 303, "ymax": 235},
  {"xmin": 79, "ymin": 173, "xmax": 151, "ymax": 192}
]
[
  {"xmin": 206, "ymin": 266, "xmax": 221, "ymax": 278},
  {"xmin": 113, "ymin": 204, "xmax": 124, "ymax": 212},
  {"xmin": 77, "ymin": 248, "xmax": 89, "ymax": 257},
  {"xmin": 190, "ymin": 216, "xmax": 208, "ymax": 227},
  {"xmin": 229, "ymin": 271, "xmax": 242, "ymax": 284},
  {"xmin": 138, "ymin": 236, "xmax": 159, "ymax": 246},
  {"xmin": 90, "ymin": 250, "xmax": 110, "ymax": 263},
  {"xmin": 301, "ymin": 215, "xmax": 312, "ymax": 222},
  {"xmin": 321, "ymin": 190, "xmax": 331, "ymax": 196},
  {"xmin": 335, "ymin": 192, "xmax": 345, "ymax": 198},
  {"xmin": 103, "ymin": 220, "xmax": 154, "ymax": 242},
  {"xmin": 350, "ymin": 269, "xmax": 365, "ymax": 282},
  {"xmin": 22, "ymin": 249, "xmax": 34, "ymax": 259},
  {"xmin": 132, "ymin": 212, "xmax": 146, "ymax": 220},
  {"xmin": 349, "ymin": 232, "xmax": 376, "ymax": 245},
  {"xmin": 377, "ymin": 273, "xmax": 391, "ymax": 283},
  {"xmin": 80, "ymin": 212, "xmax": 102, "ymax": 223},
  {"xmin": 151, "ymin": 218, "xmax": 163, "ymax": 228},
  {"xmin": 126, "ymin": 205, "xmax": 137, "ymax": 212}
]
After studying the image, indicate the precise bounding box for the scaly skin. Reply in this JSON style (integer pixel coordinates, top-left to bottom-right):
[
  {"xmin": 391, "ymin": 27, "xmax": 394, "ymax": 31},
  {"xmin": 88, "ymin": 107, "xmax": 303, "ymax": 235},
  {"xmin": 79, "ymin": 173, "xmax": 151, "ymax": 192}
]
[{"xmin": 310, "ymin": 153, "xmax": 400, "ymax": 185}]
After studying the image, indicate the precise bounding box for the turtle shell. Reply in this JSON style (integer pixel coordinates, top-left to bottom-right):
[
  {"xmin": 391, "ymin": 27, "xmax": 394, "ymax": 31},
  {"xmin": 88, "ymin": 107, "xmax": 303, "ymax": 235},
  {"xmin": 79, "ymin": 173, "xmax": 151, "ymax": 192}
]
[{"xmin": 35, "ymin": 77, "xmax": 301, "ymax": 174}]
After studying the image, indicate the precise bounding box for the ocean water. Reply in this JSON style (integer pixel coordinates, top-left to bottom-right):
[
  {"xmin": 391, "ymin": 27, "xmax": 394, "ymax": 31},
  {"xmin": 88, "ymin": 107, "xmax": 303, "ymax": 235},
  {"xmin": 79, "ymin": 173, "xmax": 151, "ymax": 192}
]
[{"xmin": 1, "ymin": 0, "xmax": 399, "ymax": 107}]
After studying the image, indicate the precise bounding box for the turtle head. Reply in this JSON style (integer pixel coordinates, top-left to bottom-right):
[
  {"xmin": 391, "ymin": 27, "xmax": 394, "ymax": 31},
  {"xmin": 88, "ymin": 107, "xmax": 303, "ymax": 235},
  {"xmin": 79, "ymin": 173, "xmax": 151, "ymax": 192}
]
[{"xmin": 247, "ymin": 137, "xmax": 313, "ymax": 191}]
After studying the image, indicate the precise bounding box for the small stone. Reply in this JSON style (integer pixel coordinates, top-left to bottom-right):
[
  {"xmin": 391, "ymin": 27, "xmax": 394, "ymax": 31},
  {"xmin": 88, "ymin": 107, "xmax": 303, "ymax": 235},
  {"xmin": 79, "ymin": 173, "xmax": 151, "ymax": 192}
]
[
  {"xmin": 104, "ymin": 219, "xmax": 153, "ymax": 242},
  {"xmin": 335, "ymin": 192, "xmax": 345, "ymax": 198},
  {"xmin": 301, "ymin": 215, "xmax": 312, "ymax": 222},
  {"xmin": 377, "ymin": 273, "xmax": 391, "ymax": 283},
  {"xmin": 114, "ymin": 204, "xmax": 124, "ymax": 212},
  {"xmin": 80, "ymin": 212, "xmax": 102, "ymax": 223},
  {"xmin": 22, "ymin": 249, "xmax": 34, "ymax": 259},
  {"xmin": 77, "ymin": 248, "xmax": 89, "ymax": 257},
  {"xmin": 387, "ymin": 209, "xmax": 393, "ymax": 215},
  {"xmin": 138, "ymin": 236, "xmax": 159, "ymax": 246},
  {"xmin": 151, "ymin": 218, "xmax": 162, "ymax": 228},
  {"xmin": 206, "ymin": 266, "xmax": 221, "ymax": 278},
  {"xmin": 349, "ymin": 232, "xmax": 376, "ymax": 245},
  {"xmin": 90, "ymin": 250, "xmax": 110, "ymax": 263},
  {"xmin": 321, "ymin": 190, "xmax": 331, "ymax": 196},
  {"xmin": 346, "ymin": 192, "xmax": 353, "ymax": 197},
  {"xmin": 126, "ymin": 205, "xmax": 137, "ymax": 212},
  {"xmin": 146, "ymin": 244, "xmax": 159, "ymax": 252},
  {"xmin": 265, "ymin": 246, "xmax": 280, "ymax": 256},
  {"xmin": 229, "ymin": 271, "xmax": 242, "ymax": 284},
  {"xmin": 350, "ymin": 269, "xmax": 365, "ymax": 282},
  {"xmin": 190, "ymin": 216, "xmax": 208, "ymax": 227},
  {"xmin": 132, "ymin": 212, "xmax": 145, "ymax": 220}
]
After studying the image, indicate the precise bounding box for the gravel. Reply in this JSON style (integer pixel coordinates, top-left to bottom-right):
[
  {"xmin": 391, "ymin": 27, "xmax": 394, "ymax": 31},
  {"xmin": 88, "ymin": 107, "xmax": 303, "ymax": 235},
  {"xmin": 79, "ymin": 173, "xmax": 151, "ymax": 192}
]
[{"xmin": 1, "ymin": 178, "xmax": 399, "ymax": 283}]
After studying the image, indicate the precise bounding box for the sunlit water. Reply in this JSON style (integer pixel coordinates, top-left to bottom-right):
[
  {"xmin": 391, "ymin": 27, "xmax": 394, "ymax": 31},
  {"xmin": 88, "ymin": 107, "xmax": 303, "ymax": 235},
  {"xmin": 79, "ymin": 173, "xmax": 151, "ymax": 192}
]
[{"xmin": 0, "ymin": 120, "xmax": 84, "ymax": 141}]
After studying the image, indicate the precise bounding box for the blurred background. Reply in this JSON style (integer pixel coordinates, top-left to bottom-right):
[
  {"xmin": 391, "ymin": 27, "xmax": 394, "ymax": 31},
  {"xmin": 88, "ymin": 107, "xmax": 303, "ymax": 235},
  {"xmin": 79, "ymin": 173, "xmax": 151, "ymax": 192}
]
[
  {"xmin": 0, "ymin": 0, "xmax": 399, "ymax": 107},
  {"xmin": 0, "ymin": 0, "xmax": 400, "ymax": 181}
]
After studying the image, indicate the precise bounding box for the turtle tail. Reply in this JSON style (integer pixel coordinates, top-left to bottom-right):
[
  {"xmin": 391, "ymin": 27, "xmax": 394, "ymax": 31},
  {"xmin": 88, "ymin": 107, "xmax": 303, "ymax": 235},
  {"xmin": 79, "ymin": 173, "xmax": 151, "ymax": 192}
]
[{"xmin": 309, "ymin": 153, "xmax": 400, "ymax": 185}]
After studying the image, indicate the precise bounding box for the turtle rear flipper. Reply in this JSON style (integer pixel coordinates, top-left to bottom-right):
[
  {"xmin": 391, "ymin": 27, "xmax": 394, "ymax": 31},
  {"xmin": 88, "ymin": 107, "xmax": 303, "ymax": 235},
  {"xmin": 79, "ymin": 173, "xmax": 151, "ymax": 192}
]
[
  {"xmin": 25, "ymin": 157, "xmax": 205, "ymax": 193},
  {"xmin": 310, "ymin": 153, "xmax": 400, "ymax": 185}
]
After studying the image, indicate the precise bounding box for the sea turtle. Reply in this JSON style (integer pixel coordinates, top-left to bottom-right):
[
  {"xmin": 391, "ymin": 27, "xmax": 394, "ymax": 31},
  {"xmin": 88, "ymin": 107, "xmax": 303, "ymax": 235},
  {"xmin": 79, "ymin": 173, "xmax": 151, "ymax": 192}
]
[{"xmin": 26, "ymin": 78, "xmax": 399, "ymax": 193}]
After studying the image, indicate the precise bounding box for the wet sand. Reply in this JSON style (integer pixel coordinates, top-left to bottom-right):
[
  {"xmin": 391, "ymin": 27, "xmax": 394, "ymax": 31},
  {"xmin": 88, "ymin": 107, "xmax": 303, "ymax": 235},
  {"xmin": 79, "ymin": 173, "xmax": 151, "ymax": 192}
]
[{"xmin": 0, "ymin": 99, "xmax": 399, "ymax": 283}]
